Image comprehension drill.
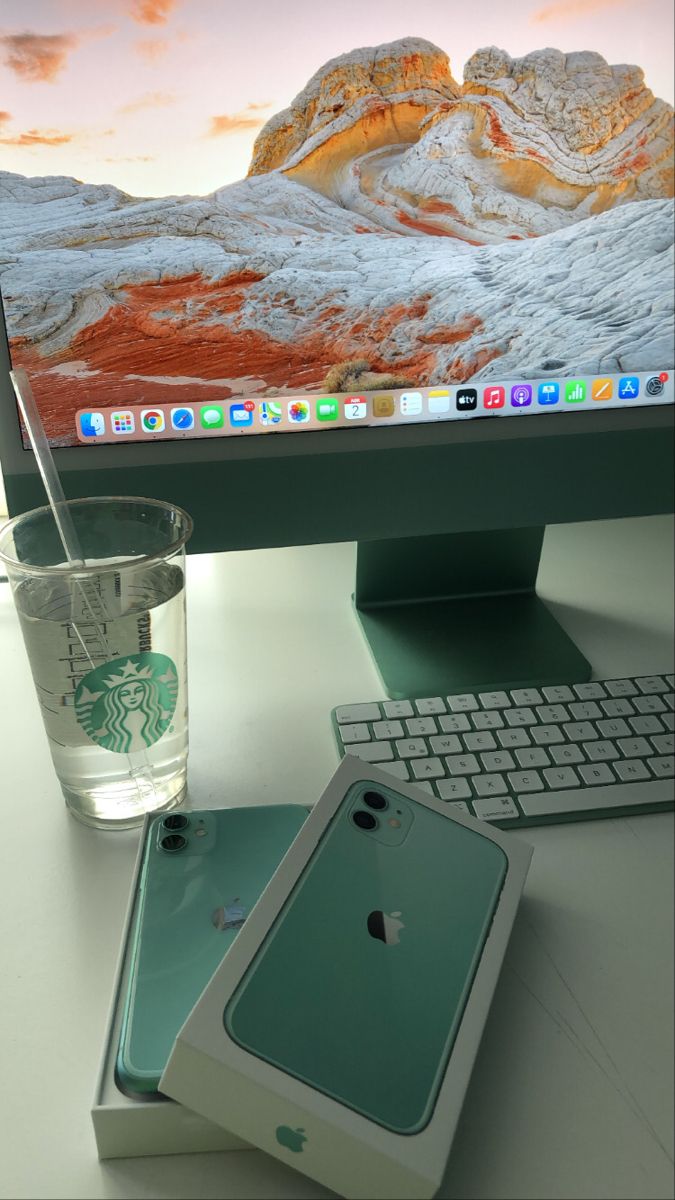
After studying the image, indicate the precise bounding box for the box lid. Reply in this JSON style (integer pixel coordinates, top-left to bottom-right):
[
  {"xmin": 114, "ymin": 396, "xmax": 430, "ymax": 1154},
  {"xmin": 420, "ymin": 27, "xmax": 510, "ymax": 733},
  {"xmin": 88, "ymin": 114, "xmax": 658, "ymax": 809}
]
[{"xmin": 161, "ymin": 756, "xmax": 532, "ymax": 1199}]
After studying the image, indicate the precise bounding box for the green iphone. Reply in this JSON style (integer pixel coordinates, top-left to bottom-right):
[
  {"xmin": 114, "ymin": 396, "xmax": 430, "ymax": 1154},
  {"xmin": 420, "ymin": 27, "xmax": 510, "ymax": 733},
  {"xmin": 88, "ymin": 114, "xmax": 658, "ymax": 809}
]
[
  {"xmin": 116, "ymin": 804, "xmax": 309, "ymax": 1096},
  {"xmin": 225, "ymin": 781, "xmax": 508, "ymax": 1133}
]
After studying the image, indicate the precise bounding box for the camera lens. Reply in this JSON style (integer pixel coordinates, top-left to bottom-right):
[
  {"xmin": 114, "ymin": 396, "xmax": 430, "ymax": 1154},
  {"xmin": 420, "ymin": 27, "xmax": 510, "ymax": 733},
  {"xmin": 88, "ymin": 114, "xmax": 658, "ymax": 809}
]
[
  {"xmin": 162, "ymin": 813, "xmax": 189, "ymax": 831},
  {"xmin": 352, "ymin": 810, "xmax": 378, "ymax": 831},
  {"xmin": 363, "ymin": 791, "xmax": 387, "ymax": 811},
  {"xmin": 160, "ymin": 833, "xmax": 187, "ymax": 853}
]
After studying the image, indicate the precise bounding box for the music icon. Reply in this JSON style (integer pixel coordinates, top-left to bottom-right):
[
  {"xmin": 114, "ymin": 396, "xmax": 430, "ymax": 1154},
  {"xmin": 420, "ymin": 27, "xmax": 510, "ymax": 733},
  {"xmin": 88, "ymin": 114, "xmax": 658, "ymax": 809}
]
[{"xmin": 483, "ymin": 386, "xmax": 505, "ymax": 409}]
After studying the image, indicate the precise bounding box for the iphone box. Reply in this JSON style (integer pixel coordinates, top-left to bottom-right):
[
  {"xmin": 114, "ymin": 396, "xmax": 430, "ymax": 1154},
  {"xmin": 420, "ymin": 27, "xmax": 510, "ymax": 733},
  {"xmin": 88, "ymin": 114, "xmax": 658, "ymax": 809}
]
[
  {"xmin": 91, "ymin": 812, "xmax": 249, "ymax": 1160},
  {"xmin": 160, "ymin": 755, "xmax": 533, "ymax": 1199}
]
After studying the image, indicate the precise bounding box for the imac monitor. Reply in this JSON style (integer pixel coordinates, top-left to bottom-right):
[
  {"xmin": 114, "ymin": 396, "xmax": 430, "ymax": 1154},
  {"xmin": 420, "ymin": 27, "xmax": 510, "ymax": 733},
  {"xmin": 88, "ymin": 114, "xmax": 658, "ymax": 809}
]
[{"xmin": 0, "ymin": 4, "xmax": 673, "ymax": 695}]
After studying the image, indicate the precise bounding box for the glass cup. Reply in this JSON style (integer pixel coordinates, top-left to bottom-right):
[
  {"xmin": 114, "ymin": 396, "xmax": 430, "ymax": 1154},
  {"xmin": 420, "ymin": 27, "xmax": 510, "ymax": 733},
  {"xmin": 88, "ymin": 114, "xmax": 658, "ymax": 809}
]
[{"xmin": 0, "ymin": 496, "xmax": 193, "ymax": 830}]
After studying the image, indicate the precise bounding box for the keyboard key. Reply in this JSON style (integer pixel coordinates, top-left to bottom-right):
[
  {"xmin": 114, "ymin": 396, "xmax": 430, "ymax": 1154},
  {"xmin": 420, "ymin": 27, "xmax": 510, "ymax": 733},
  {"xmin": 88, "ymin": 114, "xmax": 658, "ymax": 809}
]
[
  {"xmin": 508, "ymin": 770, "xmax": 544, "ymax": 792},
  {"xmin": 374, "ymin": 760, "xmax": 410, "ymax": 781},
  {"xmin": 550, "ymin": 744, "xmax": 585, "ymax": 765},
  {"xmin": 629, "ymin": 714, "xmax": 664, "ymax": 736},
  {"xmin": 372, "ymin": 720, "xmax": 404, "ymax": 740},
  {"xmin": 617, "ymin": 736, "xmax": 652, "ymax": 759},
  {"xmin": 473, "ymin": 796, "xmax": 520, "ymax": 821},
  {"xmin": 395, "ymin": 738, "xmax": 428, "ymax": 759},
  {"xmin": 447, "ymin": 693, "xmax": 479, "ymax": 712},
  {"xmin": 573, "ymin": 682, "xmax": 607, "ymax": 699},
  {"xmin": 345, "ymin": 742, "xmax": 393, "ymax": 761},
  {"xmin": 532, "ymin": 724, "xmax": 564, "ymax": 745},
  {"xmin": 336, "ymin": 703, "xmax": 382, "ymax": 724},
  {"xmin": 636, "ymin": 676, "xmax": 668, "ymax": 694},
  {"xmin": 412, "ymin": 757, "xmax": 445, "ymax": 780},
  {"xmin": 664, "ymin": 694, "xmax": 675, "ymax": 711},
  {"xmin": 383, "ymin": 700, "xmax": 414, "ymax": 719},
  {"xmin": 652, "ymin": 733, "xmax": 674, "ymax": 755},
  {"xmin": 648, "ymin": 756, "xmax": 674, "ymax": 779},
  {"xmin": 614, "ymin": 758, "xmax": 651, "ymax": 781},
  {"xmin": 439, "ymin": 713, "xmax": 471, "ymax": 734},
  {"xmin": 464, "ymin": 731, "xmax": 497, "ymax": 752},
  {"xmin": 497, "ymin": 727, "xmax": 532, "ymax": 749},
  {"xmin": 480, "ymin": 750, "xmax": 516, "ymax": 773},
  {"xmin": 445, "ymin": 753, "xmax": 481, "ymax": 776},
  {"xmin": 663, "ymin": 712, "xmax": 675, "ymax": 731},
  {"xmin": 542, "ymin": 685, "xmax": 575, "ymax": 703},
  {"xmin": 601, "ymin": 697, "xmax": 635, "ymax": 717},
  {"xmin": 569, "ymin": 701, "xmax": 602, "ymax": 721},
  {"xmin": 666, "ymin": 676, "xmax": 675, "ymax": 687},
  {"xmin": 536, "ymin": 703, "xmax": 569, "ymax": 723},
  {"xmin": 339, "ymin": 723, "xmax": 371, "ymax": 744},
  {"xmin": 436, "ymin": 778, "xmax": 472, "ymax": 802},
  {"xmin": 510, "ymin": 687, "xmax": 543, "ymax": 706},
  {"xmin": 597, "ymin": 717, "xmax": 632, "ymax": 739},
  {"xmin": 478, "ymin": 690, "xmax": 511, "ymax": 709},
  {"xmin": 519, "ymin": 779, "xmax": 674, "ymax": 816},
  {"xmin": 515, "ymin": 747, "xmax": 551, "ymax": 769},
  {"xmin": 578, "ymin": 762, "xmax": 616, "ymax": 786},
  {"xmin": 606, "ymin": 679, "xmax": 637, "ymax": 697},
  {"xmin": 471, "ymin": 710, "xmax": 504, "ymax": 731},
  {"xmin": 634, "ymin": 695, "xmax": 666, "ymax": 714},
  {"xmin": 505, "ymin": 707, "xmax": 537, "ymax": 727},
  {"xmin": 563, "ymin": 721, "xmax": 597, "ymax": 742},
  {"xmin": 430, "ymin": 733, "xmax": 463, "ymax": 755},
  {"xmin": 415, "ymin": 697, "xmax": 446, "ymax": 715},
  {"xmin": 406, "ymin": 716, "xmax": 437, "ymax": 736},
  {"xmin": 445, "ymin": 801, "xmax": 471, "ymax": 815},
  {"xmin": 543, "ymin": 766, "xmax": 580, "ymax": 789},
  {"xmin": 584, "ymin": 739, "xmax": 619, "ymax": 761},
  {"xmin": 473, "ymin": 774, "xmax": 508, "ymax": 797}
]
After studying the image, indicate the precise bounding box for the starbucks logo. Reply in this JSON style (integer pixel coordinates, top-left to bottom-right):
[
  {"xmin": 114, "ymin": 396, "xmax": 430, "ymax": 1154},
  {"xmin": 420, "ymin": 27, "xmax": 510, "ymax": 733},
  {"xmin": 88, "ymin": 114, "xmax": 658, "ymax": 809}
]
[{"xmin": 75, "ymin": 652, "xmax": 178, "ymax": 754}]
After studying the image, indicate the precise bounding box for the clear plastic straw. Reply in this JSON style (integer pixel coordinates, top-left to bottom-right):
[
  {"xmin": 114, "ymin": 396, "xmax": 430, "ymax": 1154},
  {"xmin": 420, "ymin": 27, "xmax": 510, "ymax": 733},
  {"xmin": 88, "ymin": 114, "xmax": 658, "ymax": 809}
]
[{"xmin": 10, "ymin": 366, "xmax": 158, "ymax": 805}]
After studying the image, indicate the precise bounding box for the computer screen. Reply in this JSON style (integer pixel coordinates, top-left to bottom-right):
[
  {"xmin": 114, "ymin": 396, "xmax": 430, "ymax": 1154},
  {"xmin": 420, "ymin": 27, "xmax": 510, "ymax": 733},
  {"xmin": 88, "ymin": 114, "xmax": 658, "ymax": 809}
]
[{"xmin": 1, "ymin": 2, "xmax": 673, "ymax": 692}]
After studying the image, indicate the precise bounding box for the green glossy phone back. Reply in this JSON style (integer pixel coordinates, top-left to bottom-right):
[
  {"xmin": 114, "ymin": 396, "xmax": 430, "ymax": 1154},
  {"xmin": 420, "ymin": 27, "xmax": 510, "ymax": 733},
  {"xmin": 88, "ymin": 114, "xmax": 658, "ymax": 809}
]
[
  {"xmin": 116, "ymin": 804, "xmax": 308, "ymax": 1095},
  {"xmin": 225, "ymin": 782, "xmax": 507, "ymax": 1133}
]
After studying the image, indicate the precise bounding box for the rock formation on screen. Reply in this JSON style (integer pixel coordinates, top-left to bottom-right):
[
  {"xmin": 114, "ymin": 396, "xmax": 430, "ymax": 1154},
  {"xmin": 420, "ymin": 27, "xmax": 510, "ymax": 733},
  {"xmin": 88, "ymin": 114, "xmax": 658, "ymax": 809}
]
[{"xmin": 0, "ymin": 37, "xmax": 673, "ymax": 446}]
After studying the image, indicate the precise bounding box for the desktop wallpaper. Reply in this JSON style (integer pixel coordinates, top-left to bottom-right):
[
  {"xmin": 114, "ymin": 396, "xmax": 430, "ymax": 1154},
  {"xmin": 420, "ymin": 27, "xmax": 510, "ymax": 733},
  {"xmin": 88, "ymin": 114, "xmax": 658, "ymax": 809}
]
[{"xmin": 0, "ymin": 0, "xmax": 673, "ymax": 445}]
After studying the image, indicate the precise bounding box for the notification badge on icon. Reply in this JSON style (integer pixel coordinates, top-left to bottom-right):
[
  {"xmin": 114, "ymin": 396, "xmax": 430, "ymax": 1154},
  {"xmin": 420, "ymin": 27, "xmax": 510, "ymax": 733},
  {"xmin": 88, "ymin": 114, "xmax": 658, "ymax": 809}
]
[{"xmin": 483, "ymin": 386, "xmax": 505, "ymax": 409}]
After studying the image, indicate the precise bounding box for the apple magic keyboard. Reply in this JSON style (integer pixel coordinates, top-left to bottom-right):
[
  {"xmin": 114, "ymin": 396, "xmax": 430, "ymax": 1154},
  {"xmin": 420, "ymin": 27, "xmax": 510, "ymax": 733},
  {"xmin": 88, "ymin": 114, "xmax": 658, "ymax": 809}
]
[{"xmin": 331, "ymin": 673, "xmax": 674, "ymax": 829}]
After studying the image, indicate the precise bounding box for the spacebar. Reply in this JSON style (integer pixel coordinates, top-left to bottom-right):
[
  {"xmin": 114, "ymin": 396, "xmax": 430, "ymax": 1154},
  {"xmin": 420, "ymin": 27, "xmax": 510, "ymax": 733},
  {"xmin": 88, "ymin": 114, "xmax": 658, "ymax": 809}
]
[{"xmin": 519, "ymin": 778, "xmax": 674, "ymax": 817}]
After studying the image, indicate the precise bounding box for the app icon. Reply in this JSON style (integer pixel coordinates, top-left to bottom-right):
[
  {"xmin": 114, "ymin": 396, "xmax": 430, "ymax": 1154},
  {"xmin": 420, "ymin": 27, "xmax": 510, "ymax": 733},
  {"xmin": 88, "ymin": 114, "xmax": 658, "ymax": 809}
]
[
  {"xmin": 510, "ymin": 384, "xmax": 532, "ymax": 408},
  {"xmin": 400, "ymin": 392, "xmax": 423, "ymax": 416},
  {"xmin": 428, "ymin": 390, "xmax": 450, "ymax": 414},
  {"xmin": 200, "ymin": 405, "xmax": 224, "ymax": 429},
  {"xmin": 79, "ymin": 412, "xmax": 105, "ymax": 438},
  {"xmin": 111, "ymin": 410, "xmax": 135, "ymax": 435},
  {"xmin": 538, "ymin": 382, "xmax": 559, "ymax": 405},
  {"xmin": 618, "ymin": 376, "xmax": 640, "ymax": 400},
  {"xmin": 456, "ymin": 388, "xmax": 478, "ymax": 411},
  {"xmin": 170, "ymin": 407, "xmax": 194, "ymax": 431},
  {"xmin": 591, "ymin": 378, "xmax": 613, "ymax": 402},
  {"xmin": 344, "ymin": 396, "xmax": 367, "ymax": 420},
  {"xmin": 565, "ymin": 380, "xmax": 586, "ymax": 404},
  {"xmin": 646, "ymin": 375, "xmax": 666, "ymax": 397},
  {"xmin": 483, "ymin": 385, "xmax": 505, "ymax": 409},
  {"xmin": 316, "ymin": 397, "xmax": 339, "ymax": 421},
  {"xmin": 141, "ymin": 409, "xmax": 165, "ymax": 433},
  {"xmin": 229, "ymin": 402, "xmax": 253, "ymax": 427},
  {"xmin": 288, "ymin": 399, "xmax": 310, "ymax": 423},
  {"xmin": 259, "ymin": 401, "xmax": 282, "ymax": 426},
  {"xmin": 372, "ymin": 394, "xmax": 395, "ymax": 418}
]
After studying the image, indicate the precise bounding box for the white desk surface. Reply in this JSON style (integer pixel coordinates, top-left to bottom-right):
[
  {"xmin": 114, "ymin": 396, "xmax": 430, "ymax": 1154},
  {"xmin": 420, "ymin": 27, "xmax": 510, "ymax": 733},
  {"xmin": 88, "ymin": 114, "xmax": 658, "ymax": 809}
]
[{"xmin": 1, "ymin": 515, "xmax": 673, "ymax": 1200}]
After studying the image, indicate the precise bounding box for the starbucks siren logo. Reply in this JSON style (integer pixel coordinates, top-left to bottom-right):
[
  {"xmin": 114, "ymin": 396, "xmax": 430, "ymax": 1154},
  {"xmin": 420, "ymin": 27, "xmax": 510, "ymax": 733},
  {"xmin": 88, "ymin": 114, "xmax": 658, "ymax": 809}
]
[{"xmin": 75, "ymin": 652, "xmax": 178, "ymax": 753}]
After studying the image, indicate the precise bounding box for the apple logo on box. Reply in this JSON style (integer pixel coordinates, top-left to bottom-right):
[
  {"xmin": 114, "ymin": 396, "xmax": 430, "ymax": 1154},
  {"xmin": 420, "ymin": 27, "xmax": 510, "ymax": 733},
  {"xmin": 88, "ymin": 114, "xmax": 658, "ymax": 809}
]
[
  {"xmin": 275, "ymin": 1125, "xmax": 307, "ymax": 1153},
  {"xmin": 367, "ymin": 910, "xmax": 405, "ymax": 945}
]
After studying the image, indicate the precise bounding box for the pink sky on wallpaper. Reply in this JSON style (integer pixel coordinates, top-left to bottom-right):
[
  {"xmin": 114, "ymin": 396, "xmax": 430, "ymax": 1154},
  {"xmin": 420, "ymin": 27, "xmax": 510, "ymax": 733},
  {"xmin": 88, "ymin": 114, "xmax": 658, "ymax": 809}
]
[{"xmin": 1, "ymin": 0, "xmax": 673, "ymax": 197}]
